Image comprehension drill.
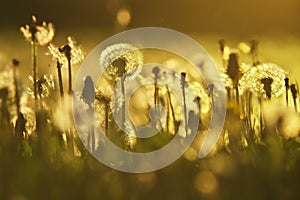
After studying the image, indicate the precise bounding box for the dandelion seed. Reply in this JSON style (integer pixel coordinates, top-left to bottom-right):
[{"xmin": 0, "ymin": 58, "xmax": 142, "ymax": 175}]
[
  {"xmin": 239, "ymin": 63, "xmax": 286, "ymax": 99},
  {"xmin": 99, "ymin": 43, "xmax": 143, "ymax": 80}
]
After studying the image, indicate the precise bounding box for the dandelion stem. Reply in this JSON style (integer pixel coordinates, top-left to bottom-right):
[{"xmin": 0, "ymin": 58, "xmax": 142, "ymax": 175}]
[
  {"xmin": 235, "ymin": 85, "xmax": 239, "ymax": 104},
  {"xmin": 284, "ymin": 78, "xmax": 289, "ymax": 107},
  {"xmin": 218, "ymin": 39, "xmax": 226, "ymax": 68},
  {"xmin": 32, "ymin": 39, "xmax": 38, "ymax": 104},
  {"xmin": 166, "ymin": 94, "xmax": 170, "ymax": 134},
  {"xmin": 166, "ymin": 86, "xmax": 176, "ymax": 134},
  {"xmin": 208, "ymin": 84, "xmax": 215, "ymax": 110},
  {"xmin": 68, "ymin": 58, "xmax": 72, "ymax": 94},
  {"xmin": 226, "ymin": 87, "xmax": 231, "ymax": 101},
  {"xmin": 181, "ymin": 72, "xmax": 188, "ymax": 137},
  {"xmin": 59, "ymin": 44, "xmax": 72, "ymax": 94},
  {"xmin": 153, "ymin": 67, "xmax": 159, "ymax": 105},
  {"xmin": 56, "ymin": 60, "xmax": 64, "ymax": 100},
  {"xmin": 291, "ymin": 84, "xmax": 298, "ymax": 112},
  {"xmin": 12, "ymin": 59, "xmax": 20, "ymax": 114},
  {"xmin": 31, "ymin": 36, "xmax": 39, "ymax": 132},
  {"xmin": 250, "ymin": 40, "xmax": 259, "ymax": 66},
  {"xmin": 0, "ymin": 88, "xmax": 8, "ymax": 125}
]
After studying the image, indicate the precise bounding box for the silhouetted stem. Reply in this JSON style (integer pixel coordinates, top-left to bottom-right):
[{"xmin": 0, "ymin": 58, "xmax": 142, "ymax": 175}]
[
  {"xmin": 235, "ymin": 85, "xmax": 239, "ymax": 104},
  {"xmin": 208, "ymin": 84, "xmax": 215, "ymax": 111},
  {"xmin": 31, "ymin": 38, "xmax": 39, "ymax": 133},
  {"xmin": 165, "ymin": 88, "xmax": 170, "ymax": 134},
  {"xmin": 12, "ymin": 59, "xmax": 20, "ymax": 114},
  {"xmin": 226, "ymin": 87, "xmax": 231, "ymax": 101},
  {"xmin": 166, "ymin": 86, "xmax": 176, "ymax": 133},
  {"xmin": 291, "ymin": 84, "xmax": 298, "ymax": 112},
  {"xmin": 284, "ymin": 78, "xmax": 289, "ymax": 107},
  {"xmin": 293, "ymin": 98, "xmax": 297, "ymax": 113},
  {"xmin": 56, "ymin": 60, "xmax": 64, "ymax": 100},
  {"xmin": 32, "ymin": 40, "xmax": 38, "ymax": 104}
]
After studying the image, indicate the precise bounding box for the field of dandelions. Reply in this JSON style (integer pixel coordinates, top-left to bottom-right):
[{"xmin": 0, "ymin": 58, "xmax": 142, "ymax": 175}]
[{"xmin": 1, "ymin": 16, "xmax": 300, "ymax": 200}]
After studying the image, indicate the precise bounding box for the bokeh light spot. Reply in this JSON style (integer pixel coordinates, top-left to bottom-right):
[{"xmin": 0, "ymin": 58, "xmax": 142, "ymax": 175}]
[{"xmin": 117, "ymin": 9, "xmax": 131, "ymax": 26}]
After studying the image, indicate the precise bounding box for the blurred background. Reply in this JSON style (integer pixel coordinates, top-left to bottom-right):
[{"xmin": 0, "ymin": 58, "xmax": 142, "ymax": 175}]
[{"xmin": 0, "ymin": 0, "xmax": 300, "ymax": 79}]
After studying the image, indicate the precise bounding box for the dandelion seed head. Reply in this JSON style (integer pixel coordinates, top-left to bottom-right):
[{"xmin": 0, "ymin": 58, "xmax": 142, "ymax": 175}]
[
  {"xmin": 67, "ymin": 37, "xmax": 85, "ymax": 64},
  {"xmin": 20, "ymin": 25, "xmax": 32, "ymax": 41},
  {"xmin": 28, "ymin": 75, "xmax": 55, "ymax": 99},
  {"xmin": 48, "ymin": 43, "xmax": 66, "ymax": 64},
  {"xmin": 239, "ymin": 63, "xmax": 286, "ymax": 98},
  {"xmin": 221, "ymin": 63, "xmax": 250, "ymax": 89},
  {"xmin": 188, "ymin": 81, "xmax": 210, "ymax": 114},
  {"xmin": 20, "ymin": 16, "xmax": 55, "ymax": 46},
  {"xmin": 35, "ymin": 22, "xmax": 55, "ymax": 46},
  {"xmin": 48, "ymin": 37, "xmax": 84, "ymax": 66},
  {"xmin": 99, "ymin": 43, "xmax": 143, "ymax": 80}
]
